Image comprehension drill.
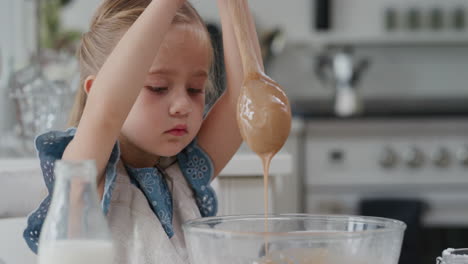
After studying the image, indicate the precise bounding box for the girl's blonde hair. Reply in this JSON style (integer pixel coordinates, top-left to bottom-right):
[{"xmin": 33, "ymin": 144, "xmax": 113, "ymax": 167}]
[{"xmin": 69, "ymin": 0, "xmax": 215, "ymax": 126}]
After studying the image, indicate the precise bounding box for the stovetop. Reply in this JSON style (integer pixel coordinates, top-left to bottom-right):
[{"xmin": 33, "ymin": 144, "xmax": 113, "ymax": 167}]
[{"xmin": 292, "ymin": 97, "xmax": 468, "ymax": 118}]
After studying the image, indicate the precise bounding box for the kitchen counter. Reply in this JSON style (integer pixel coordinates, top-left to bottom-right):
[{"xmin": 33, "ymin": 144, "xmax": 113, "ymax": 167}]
[
  {"xmin": 0, "ymin": 149, "xmax": 293, "ymax": 217},
  {"xmin": 0, "ymin": 151, "xmax": 292, "ymax": 177},
  {"xmin": 0, "ymin": 217, "xmax": 36, "ymax": 264}
]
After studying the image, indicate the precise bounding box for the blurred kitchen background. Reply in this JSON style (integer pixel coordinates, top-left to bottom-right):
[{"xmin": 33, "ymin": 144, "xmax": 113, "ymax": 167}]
[{"xmin": 1, "ymin": 0, "xmax": 468, "ymax": 264}]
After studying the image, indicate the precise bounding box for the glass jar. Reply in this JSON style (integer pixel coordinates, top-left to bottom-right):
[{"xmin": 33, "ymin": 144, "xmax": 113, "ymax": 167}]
[
  {"xmin": 8, "ymin": 58, "xmax": 76, "ymax": 154},
  {"xmin": 437, "ymin": 248, "xmax": 468, "ymax": 264},
  {"xmin": 37, "ymin": 160, "xmax": 114, "ymax": 264}
]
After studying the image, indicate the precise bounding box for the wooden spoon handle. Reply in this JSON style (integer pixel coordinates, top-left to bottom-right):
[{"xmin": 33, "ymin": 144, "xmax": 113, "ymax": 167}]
[{"xmin": 227, "ymin": 0, "xmax": 263, "ymax": 76}]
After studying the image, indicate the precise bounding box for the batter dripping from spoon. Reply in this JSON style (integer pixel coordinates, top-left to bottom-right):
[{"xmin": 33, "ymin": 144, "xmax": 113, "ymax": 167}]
[{"xmin": 227, "ymin": 0, "xmax": 292, "ymax": 255}]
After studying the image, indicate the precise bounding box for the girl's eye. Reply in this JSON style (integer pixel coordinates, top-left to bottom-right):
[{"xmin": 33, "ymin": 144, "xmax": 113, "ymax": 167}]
[
  {"xmin": 187, "ymin": 88, "xmax": 204, "ymax": 95},
  {"xmin": 147, "ymin": 86, "xmax": 168, "ymax": 93}
]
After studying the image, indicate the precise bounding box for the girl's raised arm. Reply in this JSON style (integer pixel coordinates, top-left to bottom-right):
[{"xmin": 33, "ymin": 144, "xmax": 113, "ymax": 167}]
[
  {"xmin": 63, "ymin": 0, "xmax": 185, "ymax": 190},
  {"xmin": 197, "ymin": 0, "xmax": 263, "ymax": 176}
]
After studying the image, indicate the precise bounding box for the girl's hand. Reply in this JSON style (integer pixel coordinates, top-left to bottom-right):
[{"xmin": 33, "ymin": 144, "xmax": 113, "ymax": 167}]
[{"xmin": 196, "ymin": 0, "xmax": 263, "ymax": 177}]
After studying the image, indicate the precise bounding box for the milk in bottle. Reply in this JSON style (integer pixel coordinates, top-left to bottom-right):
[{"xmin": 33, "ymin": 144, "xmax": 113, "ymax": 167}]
[{"xmin": 37, "ymin": 160, "xmax": 114, "ymax": 264}]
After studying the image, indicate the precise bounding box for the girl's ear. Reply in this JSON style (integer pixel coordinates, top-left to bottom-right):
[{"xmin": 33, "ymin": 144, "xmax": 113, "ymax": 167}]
[{"xmin": 84, "ymin": 75, "xmax": 96, "ymax": 94}]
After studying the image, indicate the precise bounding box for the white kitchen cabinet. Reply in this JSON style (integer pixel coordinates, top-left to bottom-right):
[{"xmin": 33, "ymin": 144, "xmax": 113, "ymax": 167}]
[
  {"xmin": 0, "ymin": 159, "xmax": 45, "ymax": 218},
  {"xmin": 213, "ymin": 118, "xmax": 303, "ymax": 216},
  {"xmin": 213, "ymin": 153, "xmax": 293, "ymax": 216},
  {"xmin": 0, "ymin": 217, "xmax": 37, "ymax": 264},
  {"xmin": 0, "ymin": 160, "xmax": 41, "ymax": 264}
]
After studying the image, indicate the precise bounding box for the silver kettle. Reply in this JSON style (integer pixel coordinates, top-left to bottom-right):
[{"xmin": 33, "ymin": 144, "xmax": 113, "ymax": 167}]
[{"xmin": 316, "ymin": 46, "xmax": 370, "ymax": 117}]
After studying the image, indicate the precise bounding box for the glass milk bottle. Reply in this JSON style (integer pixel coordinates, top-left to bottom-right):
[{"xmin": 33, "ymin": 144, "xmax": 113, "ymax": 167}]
[
  {"xmin": 38, "ymin": 160, "xmax": 114, "ymax": 264},
  {"xmin": 437, "ymin": 248, "xmax": 468, "ymax": 264}
]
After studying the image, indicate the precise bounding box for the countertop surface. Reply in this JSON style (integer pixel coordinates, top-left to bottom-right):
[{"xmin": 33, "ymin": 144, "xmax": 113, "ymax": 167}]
[
  {"xmin": 0, "ymin": 147, "xmax": 293, "ymax": 219},
  {"xmin": 0, "ymin": 151, "xmax": 293, "ymax": 177}
]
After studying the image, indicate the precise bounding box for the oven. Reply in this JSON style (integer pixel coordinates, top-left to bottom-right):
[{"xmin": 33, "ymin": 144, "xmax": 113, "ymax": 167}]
[{"xmin": 302, "ymin": 118, "xmax": 468, "ymax": 264}]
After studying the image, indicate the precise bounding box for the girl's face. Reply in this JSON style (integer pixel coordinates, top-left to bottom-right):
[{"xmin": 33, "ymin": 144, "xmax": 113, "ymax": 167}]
[{"xmin": 120, "ymin": 24, "xmax": 212, "ymax": 167}]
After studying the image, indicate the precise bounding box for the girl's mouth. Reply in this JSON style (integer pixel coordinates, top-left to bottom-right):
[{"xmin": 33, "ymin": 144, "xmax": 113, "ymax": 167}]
[
  {"xmin": 166, "ymin": 124, "xmax": 188, "ymax": 136},
  {"xmin": 167, "ymin": 129, "xmax": 188, "ymax": 136}
]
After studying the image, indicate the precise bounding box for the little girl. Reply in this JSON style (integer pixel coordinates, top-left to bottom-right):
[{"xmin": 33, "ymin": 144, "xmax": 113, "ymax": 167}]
[{"xmin": 23, "ymin": 0, "xmax": 263, "ymax": 263}]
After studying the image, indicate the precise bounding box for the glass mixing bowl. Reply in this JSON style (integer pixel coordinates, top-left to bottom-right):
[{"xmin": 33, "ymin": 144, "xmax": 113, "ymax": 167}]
[{"xmin": 183, "ymin": 214, "xmax": 406, "ymax": 264}]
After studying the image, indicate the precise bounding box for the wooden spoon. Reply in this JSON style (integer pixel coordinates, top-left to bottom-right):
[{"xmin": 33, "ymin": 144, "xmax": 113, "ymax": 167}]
[{"xmin": 228, "ymin": 0, "xmax": 292, "ymax": 159}]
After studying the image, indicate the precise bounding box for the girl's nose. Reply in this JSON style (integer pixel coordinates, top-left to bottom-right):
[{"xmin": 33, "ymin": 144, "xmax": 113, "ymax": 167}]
[{"xmin": 169, "ymin": 94, "xmax": 192, "ymax": 117}]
